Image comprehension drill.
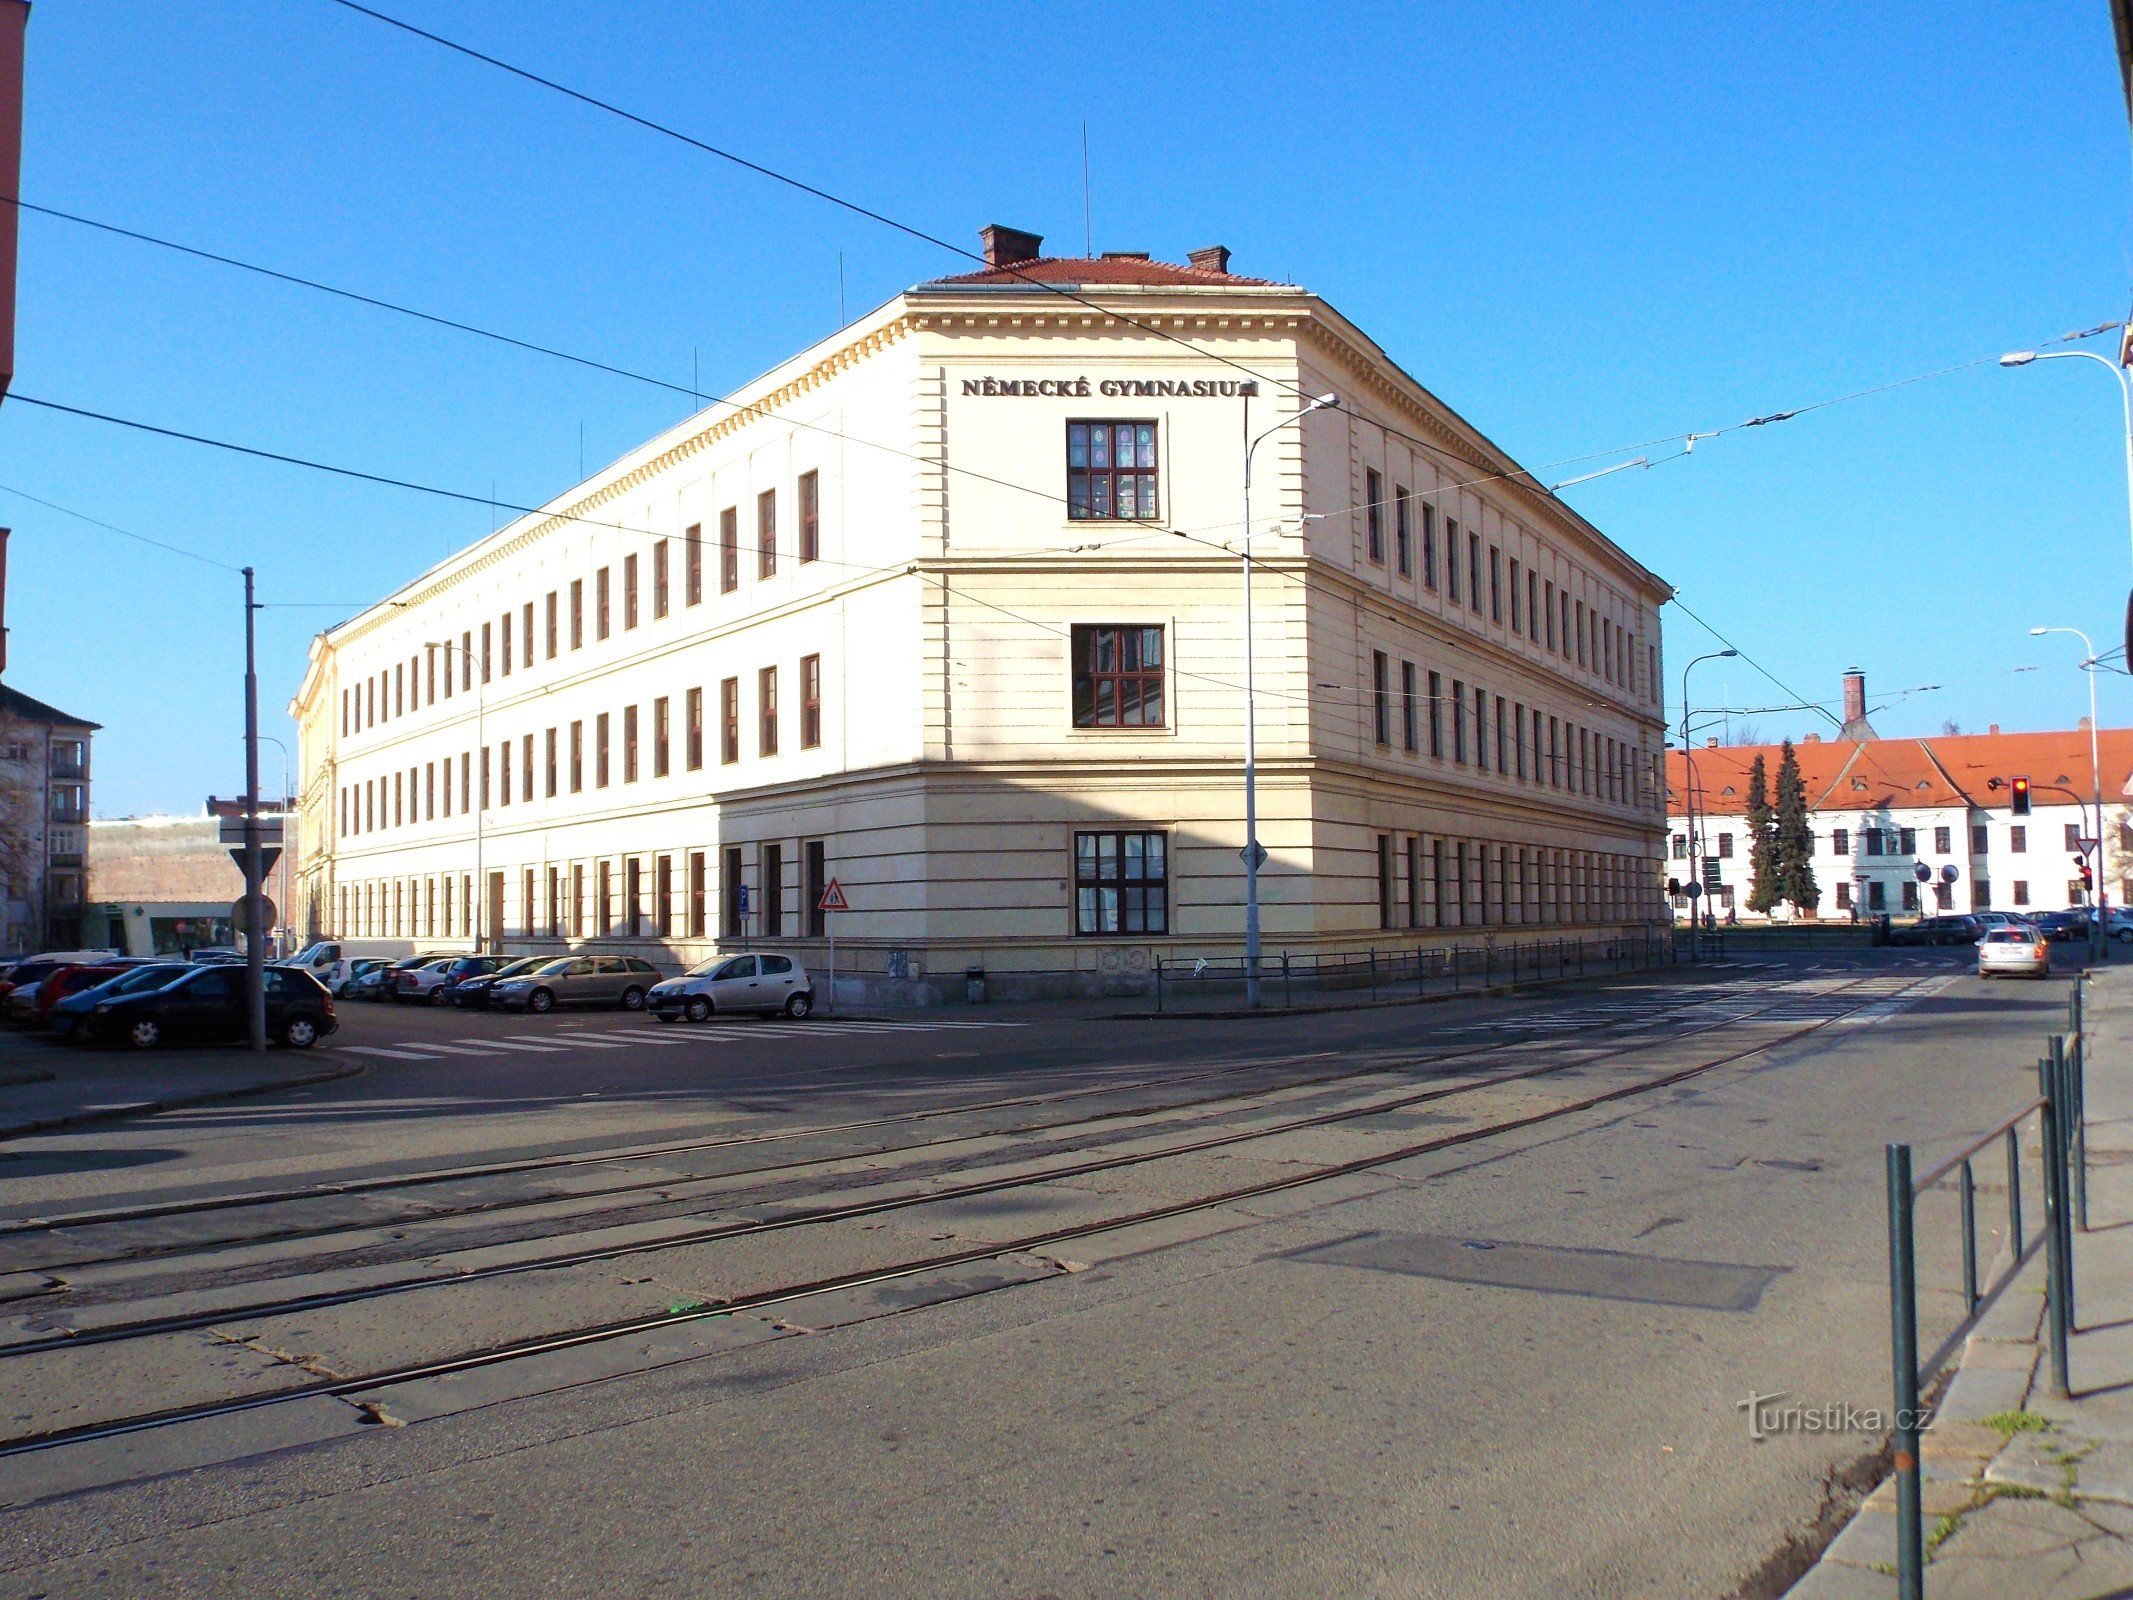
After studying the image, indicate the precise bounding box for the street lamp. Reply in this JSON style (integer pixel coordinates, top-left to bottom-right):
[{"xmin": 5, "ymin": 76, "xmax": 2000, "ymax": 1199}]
[
  {"xmin": 427, "ymin": 639, "xmax": 486, "ymax": 952},
  {"xmin": 1240, "ymin": 389, "xmax": 1341, "ymax": 1008},
  {"xmin": 2000, "ymin": 348, "xmax": 2133, "ymax": 576},
  {"xmin": 1680, "ymin": 649, "xmax": 1737, "ymax": 956},
  {"xmin": 2030, "ymin": 625, "xmax": 2107, "ymax": 962}
]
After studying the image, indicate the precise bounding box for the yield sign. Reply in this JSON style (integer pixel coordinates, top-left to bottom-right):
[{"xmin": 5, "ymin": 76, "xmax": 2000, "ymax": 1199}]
[
  {"xmin": 231, "ymin": 845, "xmax": 282, "ymax": 879},
  {"xmin": 817, "ymin": 878, "xmax": 850, "ymax": 913}
]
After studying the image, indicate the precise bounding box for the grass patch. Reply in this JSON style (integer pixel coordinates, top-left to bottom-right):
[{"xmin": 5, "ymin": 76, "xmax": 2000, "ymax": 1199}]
[{"xmin": 1981, "ymin": 1410, "xmax": 2055, "ymax": 1437}]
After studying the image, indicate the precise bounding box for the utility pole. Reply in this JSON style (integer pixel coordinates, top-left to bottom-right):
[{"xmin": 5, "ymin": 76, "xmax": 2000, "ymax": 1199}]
[{"xmin": 242, "ymin": 567, "xmax": 266, "ymax": 1051}]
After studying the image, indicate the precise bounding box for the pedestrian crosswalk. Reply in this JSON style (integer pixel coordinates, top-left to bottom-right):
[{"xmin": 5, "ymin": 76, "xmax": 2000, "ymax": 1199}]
[{"xmin": 333, "ymin": 1016, "xmax": 1030, "ymax": 1063}]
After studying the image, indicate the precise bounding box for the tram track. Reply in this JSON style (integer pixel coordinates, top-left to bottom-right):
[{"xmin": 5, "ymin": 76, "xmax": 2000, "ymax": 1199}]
[
  {"xmin": 0, "ymin": 979, "xmax": 1859, "ymax": 1342},
  {"xmin": 0, "ymin": 973, "xmax": 1778, "ymax": 1278},
  {"xmin": 0, "ymin": 967, "xmax": 1940, "ymax": 1462},
  {"xmin": 0, "ymin": 972, "xmax": 1919, "ymax": 1433}
]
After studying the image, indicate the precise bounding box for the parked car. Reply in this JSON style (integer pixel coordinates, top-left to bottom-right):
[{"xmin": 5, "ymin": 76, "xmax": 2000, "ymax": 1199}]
[
  {"xmin": 351, "ymin": 952, "xmax": 452, "ymax": 1002},
  {"xmin": 487, "ymin": 954, "xmax": 664, "ymax": 1013},
  {"xmin": 1890, "ymin": 914, "xmax": 1981, "ymax": 947},
  {"xmin": 336, "ymin": 958, "xmax": 394, "ymax": 999},
  {"xmin": 649, "ymin": 953, "xmax": 814, "ymax": 1022},
  {"xmin": 2105, "ymin": 907, "xmax": 2133, "ymax": 945},
  {"xmin": 2030, "ymin": 910, "xmax": 2089, "ymax": 943},
  {"xmin": 390, "ymin": 956, "xmax": 465, "ymax": 1004},
  {"xmin": 1977, "ymin": 926, "xmax": 2053, "ymax": 980},
  {"xmin": 286, "ymin": 940, "xmax": 357, "ymax": 994},
  {"xmin": 186, "ymin": 947, "xmax": 246, "ymax": 964},
  {"xmin": 21, "ymin": 961, "xmax": 145, "ymax": 1026},
  {"xmin": 1973, "ymin": 912, "xmax": 2038, "ymax": 935},
  {"xmin": 48, "ymin": 963, "xmax": 191, "ymax": 1040},
  {"xmin": 0, "ymin": 953, "xmax": 120, "ymax": 1009},
  {"xmin": 448, "ymin": 956, "xmax": 545, "ymax": 1009},
  {"xmin": 83, "ymin": 963, "xmax": 338, "ymax": 1049},
  {"xmin": 432, "ymin": 955, "xmax": 526, "ymax": 1008}
]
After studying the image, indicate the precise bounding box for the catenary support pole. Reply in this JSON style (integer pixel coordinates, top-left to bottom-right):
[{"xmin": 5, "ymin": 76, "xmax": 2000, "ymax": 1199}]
[{"xmin": 242, "ymin": 567, "xmax": 266, "ymax": 1053}]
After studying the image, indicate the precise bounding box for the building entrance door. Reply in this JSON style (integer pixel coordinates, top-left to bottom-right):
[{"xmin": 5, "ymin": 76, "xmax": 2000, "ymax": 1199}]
[{"xmin": 486, "ymin": 871, "xmax": 505, "ymax": 952}]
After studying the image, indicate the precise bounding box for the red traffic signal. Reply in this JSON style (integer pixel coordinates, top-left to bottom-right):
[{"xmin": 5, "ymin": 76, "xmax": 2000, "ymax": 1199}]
[
  {"xmin": 2011, "ymin": 776, "xmax": 2031, "ymax": 816},
  {"xmin": 2081, "ymin": 863, "xmax": 2095, "ymax": 889}
]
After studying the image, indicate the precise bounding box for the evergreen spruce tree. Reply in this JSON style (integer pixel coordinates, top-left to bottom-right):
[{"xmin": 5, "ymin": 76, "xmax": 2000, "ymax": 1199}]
[
  {"xmin": 1771, "ymin": 740, "xmax": 1820, "ymax": 915},
  {"xmin": 1744, "ymin": 753, "xmax": 1778, "ymax": 913}
]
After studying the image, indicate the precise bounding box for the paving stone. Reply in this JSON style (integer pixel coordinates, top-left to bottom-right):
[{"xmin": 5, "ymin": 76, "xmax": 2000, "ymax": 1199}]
[
  {"xmin": 1940, "ymin": 1361, "xmax": 2036, "ymax": 1421},
  {"xmin": 1782, "ymin": 1556, "xmax": 1901, "ymax": 1598},
  {"xmin": 1861, "ymin": 1476, "xmax": 1978, "ymax": 1516},
  {"xmin": 1955, "ymin": 1338, "xmax": 2038, "ymax": 1372},
  {"xmin": 1925, "ymin": 1492, "xmax": 2133, "ymax": 1599},
  {"xmin": 1921, "ymin": 1419, "xmax": 2009, "ymax": 1464},
  {"xmin": 1818, "ymin": 1503, "xmax": 1897, "ymax": 1569}
]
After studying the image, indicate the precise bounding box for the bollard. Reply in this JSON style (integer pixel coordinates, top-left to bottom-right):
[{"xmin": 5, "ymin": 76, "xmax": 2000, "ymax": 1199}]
[
  {"xmin": 1155, "ymin": 955, "xmax": 1163, "ymax": 1015},
  {"xmin": 1370, "ymin": 948, "xmax": 1378, "ymax": 1004},
  {"xmin": 2075, "ymin": 1027, "xmax": 2091, "ymax": 1231},
  {"xmin": 2006, "ymin": 1125, "xmax": 2024, "ymax": 1258},
  {"xmin": 1960, "ymin": 1157, "xmax": 1979, "ymax": 1311},
  {"xmin": 1886, "ymin": 1143, "xmax": 1925, "ymax": 1600},
  {"xmin": 2040, "ymin": 1058, "xmax": 2073, "ymax": 1399},
  {"xmin": 2051, "ymin": 1038, "xmax": 2078, "ymax": 1324},
  {"xmin": 1282, "ymin": 951, "xmax": 1293, "ymax": 1011}
]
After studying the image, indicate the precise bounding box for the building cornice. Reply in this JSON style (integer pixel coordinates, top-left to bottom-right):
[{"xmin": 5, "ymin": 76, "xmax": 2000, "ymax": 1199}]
[{"xmin": 324, "ymin": 312, "xmax": 920, "ymax": 654}]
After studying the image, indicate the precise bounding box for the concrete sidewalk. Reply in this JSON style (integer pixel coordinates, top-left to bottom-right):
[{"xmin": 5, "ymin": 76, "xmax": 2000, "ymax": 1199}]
[
  {"xmin": 0, "ymin": 1042, "xmax": 362, "ymax": 1141},
  {"xmin": 1789, "ymin": 966, "xmax": 2133, "ymax": 1598}
]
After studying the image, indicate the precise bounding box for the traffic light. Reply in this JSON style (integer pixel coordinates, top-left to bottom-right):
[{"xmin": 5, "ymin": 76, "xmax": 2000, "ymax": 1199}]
[
  {"xmin": 2011, "ymin": 776, "xmax": 2031, "ymax": 817},
  {"xmin": 2080, "ymin": 860, "xmax": 2095, "ymax": 892}
]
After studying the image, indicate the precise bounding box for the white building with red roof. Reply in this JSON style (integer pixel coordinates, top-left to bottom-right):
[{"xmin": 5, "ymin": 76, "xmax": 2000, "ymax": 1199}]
[{"xmin": 1666, "ymin": 672, "xmax": 2127, "ymax": 922}]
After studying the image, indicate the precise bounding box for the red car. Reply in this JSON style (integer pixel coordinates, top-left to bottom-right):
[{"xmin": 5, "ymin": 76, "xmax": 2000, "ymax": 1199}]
[{"xmin": 27, "ymin": 963, "xmax": 136, "ymax": 1025}]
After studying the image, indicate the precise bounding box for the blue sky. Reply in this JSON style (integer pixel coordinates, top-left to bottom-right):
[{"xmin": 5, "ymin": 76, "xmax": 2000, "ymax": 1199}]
[{"xmin": 14, "ymin": 1, "xmax": 2133, "ymax": 815}]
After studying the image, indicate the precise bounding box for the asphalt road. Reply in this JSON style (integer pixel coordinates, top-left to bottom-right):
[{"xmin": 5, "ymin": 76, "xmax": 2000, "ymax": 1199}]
[{"xmin": 0, "ymin": 948, "xmax": 2076, "ymax": 1597}]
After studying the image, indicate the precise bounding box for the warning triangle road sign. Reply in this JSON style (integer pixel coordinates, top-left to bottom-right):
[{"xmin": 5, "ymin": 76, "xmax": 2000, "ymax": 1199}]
[{"xmin": 817, "ymin": 878, "xmax": 850, "ymax": 913}]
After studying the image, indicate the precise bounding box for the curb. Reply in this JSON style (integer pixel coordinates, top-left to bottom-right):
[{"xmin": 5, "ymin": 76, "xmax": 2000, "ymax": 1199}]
[{"xmin": 0, "ymin": 1059, "xmax": 368, "ymax": 1143}]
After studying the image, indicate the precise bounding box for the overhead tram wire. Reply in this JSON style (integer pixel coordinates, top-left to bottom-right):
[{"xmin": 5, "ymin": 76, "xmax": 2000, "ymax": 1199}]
[
  {"xmin": 1665, "ymin": 593, "xmax": 1839, "ymax": 731},
  {"xmin": 0, "ymin": 481, "xmax": 242, "ymax": 573},
  {"xmin": 316, "ymin": 0, "xmax": 1668, "ymax": 497},
  {"xmin": 331, "ymin": 2, "xmax": 2113, "ymax": 520},
  {"xmin": 8, "ymin": 393, "xmax": 1331, "ymax": 714},
  {"xmin": 18, "ymin": 187, "xmax": 2085, "ymax": 590}
]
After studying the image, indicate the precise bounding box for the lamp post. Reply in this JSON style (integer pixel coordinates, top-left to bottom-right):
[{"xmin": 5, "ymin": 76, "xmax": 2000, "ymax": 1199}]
[
  {"xmin": 2030, "ymin": 625, "xmax": 2107, "ymax": 962},
  {"xmin": 427, "ymin": 640, "xmax": 485, "ymax": 952},
  {"xmin": 2000, "ymin": 348, "xmax": 2133, "ymax": 575},
  {"xmin": 1240, "ymin": 389, "xmax": 1340, "ymax": 1008},
  {"xmin": 1680, "ymin": 649, "xmax": 1737, "ymax": 958}
]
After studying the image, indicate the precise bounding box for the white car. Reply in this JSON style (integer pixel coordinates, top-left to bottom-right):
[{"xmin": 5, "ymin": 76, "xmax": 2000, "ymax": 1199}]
[
  {"xmin": 648, "ymin": 953, "xmax": 814, "ymax": 1022},
  {"xmin": 1977, "ymin": 926, "xmax": 2052, "ymax": 980}
]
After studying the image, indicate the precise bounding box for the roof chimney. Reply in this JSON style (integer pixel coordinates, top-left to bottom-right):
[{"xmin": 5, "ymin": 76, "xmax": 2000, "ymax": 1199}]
[
  {"xmin": 1989, "ymin": 723, "xmax": 2001, "ymax": 735},
  {"xmin": 1188, "ymin": 245, "xmax": 1232, "ymax": 274},
  {"xmin": 1706, "ymin": 736, "xmax": 1720, "ymax": 748},
  {"xmin": 979, "ymin": 225, "xmax": 1043, "ymax": 270},
  {"xmin": 1839, "ymin": 668, "xmax": 1877, "ymax": 741}
]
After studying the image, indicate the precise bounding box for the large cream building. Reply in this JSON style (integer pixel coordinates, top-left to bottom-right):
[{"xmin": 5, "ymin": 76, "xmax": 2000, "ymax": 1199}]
[{"xmin": 289, "ymin": 228, "xmax": 1674, "ymax": 999}]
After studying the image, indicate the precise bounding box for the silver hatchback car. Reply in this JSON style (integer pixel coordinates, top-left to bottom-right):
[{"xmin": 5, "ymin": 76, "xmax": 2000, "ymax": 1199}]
[{"xmin": 649, "ymin": 953, "xmax": 814, "ymax": 1022}]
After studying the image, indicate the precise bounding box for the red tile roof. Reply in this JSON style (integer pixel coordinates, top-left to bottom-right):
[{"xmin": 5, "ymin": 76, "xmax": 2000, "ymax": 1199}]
[
  {"xmin": 1668, "ymin": 728, "xmax": 2133, "ymax": 816},
  {"xmin": 929, "ymin": 255, "xmax": 1278, "ymax": 289}
]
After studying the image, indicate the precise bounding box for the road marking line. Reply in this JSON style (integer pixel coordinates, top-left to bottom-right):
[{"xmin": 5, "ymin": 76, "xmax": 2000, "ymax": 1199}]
[
  {"xmin": 409, "ymin": 1042, "xmax": 512, "ymax": 1057},
  {"xmin": 335, "ymin": 1045, "xmax": 442, "ymax": 1061},
  {"xmin": 477, "ymin": 1039, "xmax": 570, "ymax": 1053},
  {"xmin": 507, "ymin": 1033, "xmax": 632, "ymax": 1049}
]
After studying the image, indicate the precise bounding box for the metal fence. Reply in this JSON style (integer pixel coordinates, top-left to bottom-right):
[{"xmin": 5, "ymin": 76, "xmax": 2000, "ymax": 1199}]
[
  {"xmin": 1150, "ymin": 926, "xmax": 1684, "ymax": 1014},
  {"xmin": 1882, "ymin": 975, "xmax": 2089, "ymax": 1598}
]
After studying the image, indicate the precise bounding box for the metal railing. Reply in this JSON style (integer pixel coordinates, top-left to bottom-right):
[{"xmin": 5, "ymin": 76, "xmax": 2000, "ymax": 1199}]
[
  {"xmin": 1152, "ymin": 927, "xmax": 1683, "ymax": 1013},
  {"xmin": 1883, "ymin": 974, "xmax": 2090, "ymax": 1598}
]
